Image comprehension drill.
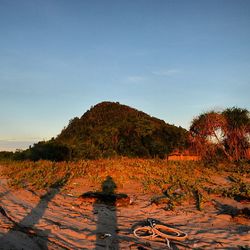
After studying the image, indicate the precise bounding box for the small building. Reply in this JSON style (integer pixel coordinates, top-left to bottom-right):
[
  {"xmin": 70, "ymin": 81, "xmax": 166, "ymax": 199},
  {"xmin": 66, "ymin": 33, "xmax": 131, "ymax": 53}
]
[{"xmin": 167, "ymin": 150, "xmax": 201, "ymax": 161}]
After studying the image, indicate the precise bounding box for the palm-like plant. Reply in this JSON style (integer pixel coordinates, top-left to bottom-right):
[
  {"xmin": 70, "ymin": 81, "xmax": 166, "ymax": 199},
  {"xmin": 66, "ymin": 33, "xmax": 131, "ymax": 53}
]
[
  {"xmin": 189, "ymin": 111, "xmax": 230, "ymax": 160},
  {"xmin": 223, "ymin": 107, "xmax": 250, "ymax": 161},
  {"xmin": 190, "ymin": 107, "xmax": 250, "ymax": 162}
]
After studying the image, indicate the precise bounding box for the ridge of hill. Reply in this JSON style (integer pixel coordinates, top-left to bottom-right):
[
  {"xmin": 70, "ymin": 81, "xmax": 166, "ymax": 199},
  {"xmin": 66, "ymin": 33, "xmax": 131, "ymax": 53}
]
[{"xmin": 55, "ymin": 102, "xmax": 188, "ymax": 159}]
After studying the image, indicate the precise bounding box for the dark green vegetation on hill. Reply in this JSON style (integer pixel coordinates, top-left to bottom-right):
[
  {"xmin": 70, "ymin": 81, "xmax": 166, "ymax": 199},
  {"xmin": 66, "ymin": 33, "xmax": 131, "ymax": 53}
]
[
  {"xmin": 56, "ymin": 102, "xmax": 188, "ymax": 160},
  {"xmin": 3, "ymin": 102, "xmax": 188, "ymax": 161}
]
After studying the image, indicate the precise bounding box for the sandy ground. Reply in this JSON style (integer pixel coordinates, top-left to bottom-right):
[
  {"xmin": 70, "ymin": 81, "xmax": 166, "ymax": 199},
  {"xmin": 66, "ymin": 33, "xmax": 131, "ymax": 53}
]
[{"xmin": 0, "ymin": 174, "xmax": 249, "ymax": 250}]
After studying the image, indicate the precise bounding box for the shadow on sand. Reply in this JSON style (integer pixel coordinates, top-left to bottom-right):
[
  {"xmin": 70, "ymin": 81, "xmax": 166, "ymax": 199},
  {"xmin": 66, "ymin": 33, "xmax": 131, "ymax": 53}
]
[
  {"xmin": 78, "ymin": 176, "xmax": 132, "ymax": 249},
  {"xmin": 94, "ymin": 176, "xmax": 119, "ymax": 250},
  {"xmin": 0, "ymin": 177, "xmax": 69, "ymax": 250}
]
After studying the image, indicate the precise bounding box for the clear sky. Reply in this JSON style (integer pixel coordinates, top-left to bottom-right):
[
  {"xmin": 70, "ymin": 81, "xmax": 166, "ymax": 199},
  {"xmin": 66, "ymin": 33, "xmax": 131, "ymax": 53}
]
[{"xmin": 0, "ymin": 0, "xmax": 250, "ymax": 151}]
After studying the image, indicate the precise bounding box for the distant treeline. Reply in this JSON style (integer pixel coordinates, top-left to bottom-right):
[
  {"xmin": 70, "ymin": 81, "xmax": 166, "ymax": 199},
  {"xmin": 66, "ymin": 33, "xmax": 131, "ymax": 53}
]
[{"xmin": 0, "ymin": 141, "xmax": 69, "ymax": 161}]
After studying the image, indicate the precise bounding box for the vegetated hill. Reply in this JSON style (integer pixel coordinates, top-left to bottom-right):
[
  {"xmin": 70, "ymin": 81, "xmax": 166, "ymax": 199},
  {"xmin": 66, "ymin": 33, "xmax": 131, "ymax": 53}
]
[{"xmin": 56, "ymin": 102, "xmax": 188, "ymax": 159}]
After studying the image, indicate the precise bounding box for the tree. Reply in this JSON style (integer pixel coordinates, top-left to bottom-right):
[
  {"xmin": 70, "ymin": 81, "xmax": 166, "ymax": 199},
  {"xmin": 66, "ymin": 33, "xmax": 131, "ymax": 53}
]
[
  {"xmin": 189, "ymin": 107, "xmax": 250, "ymax": 162},
  {"xmin": 223, "ymin": 107, "xmax": 250, "ymax": 161},
  {"xmin": 17, "ymin": 140, "xmax": 71, "ymax": 161},
  {"xmin": 189, "ymin": 111, "xmax": 230, "ymax": 161}
]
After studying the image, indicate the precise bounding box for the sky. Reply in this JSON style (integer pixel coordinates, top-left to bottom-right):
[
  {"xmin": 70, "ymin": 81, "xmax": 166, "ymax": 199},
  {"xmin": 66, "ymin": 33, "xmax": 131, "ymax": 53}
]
[{"xmin": 0, "ymin": 0, "xmax": 250, "ymax": 151}]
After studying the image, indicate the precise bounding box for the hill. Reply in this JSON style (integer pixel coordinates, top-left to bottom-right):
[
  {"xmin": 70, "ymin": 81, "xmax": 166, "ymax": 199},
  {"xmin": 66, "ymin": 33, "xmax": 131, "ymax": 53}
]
[
  {"xmin": 55, "ymin": 102, "xmax": 188, "ymax": 159},
  {"xmin": 11, "ymin": 102, "xmax": 188, "ymax": 161}
]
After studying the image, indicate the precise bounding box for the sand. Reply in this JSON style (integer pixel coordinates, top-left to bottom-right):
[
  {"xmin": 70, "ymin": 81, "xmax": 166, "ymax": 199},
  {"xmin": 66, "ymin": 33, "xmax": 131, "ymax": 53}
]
[{"xmin": 0, "ymin": 174, "xmax": 249, "ymax": 250}]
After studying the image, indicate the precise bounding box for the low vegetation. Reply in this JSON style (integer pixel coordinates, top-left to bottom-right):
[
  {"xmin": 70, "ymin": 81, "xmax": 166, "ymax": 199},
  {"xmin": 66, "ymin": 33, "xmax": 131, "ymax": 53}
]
[{"xmin": 1, "ymin": 159, "xmax": 249, "ymax": 210}]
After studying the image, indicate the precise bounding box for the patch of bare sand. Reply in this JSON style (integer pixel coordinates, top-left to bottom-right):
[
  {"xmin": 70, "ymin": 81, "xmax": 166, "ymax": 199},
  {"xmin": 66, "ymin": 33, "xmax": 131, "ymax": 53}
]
[{"xmin": 0, "ymin": 176, "xmax": 249, "ymax": 250}]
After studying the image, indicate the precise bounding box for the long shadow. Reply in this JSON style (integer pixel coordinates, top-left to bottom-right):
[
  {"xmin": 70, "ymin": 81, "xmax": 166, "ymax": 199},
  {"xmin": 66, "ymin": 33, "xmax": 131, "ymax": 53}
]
[
  {"xmin": 0, "ymin": 177, "xmax": 68, "ymax": 250},
  {"xmin": 94, "ymin": 176, "xmax": 119, "ymax": 250}
]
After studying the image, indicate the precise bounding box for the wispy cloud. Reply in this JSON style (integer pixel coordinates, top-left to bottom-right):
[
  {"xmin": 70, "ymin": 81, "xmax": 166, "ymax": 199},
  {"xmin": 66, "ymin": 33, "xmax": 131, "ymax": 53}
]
[
  {"xmin": 152, "ymin": 69, "xmax": 180, "ymax": 76},
  {"xmin": 126, "ymin": 68, "xmax": 180, "ymax": 83},
  {"xmin": 127, "ymin": 76, "xmax": 146, "ymax": 82}
]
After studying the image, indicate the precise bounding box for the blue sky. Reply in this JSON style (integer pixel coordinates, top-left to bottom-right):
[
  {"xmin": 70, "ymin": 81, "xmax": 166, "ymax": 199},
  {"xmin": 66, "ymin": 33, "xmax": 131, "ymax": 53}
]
[{"xmin": 0, "ymin": 0, "xmax": 250, "ymax": 151}]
